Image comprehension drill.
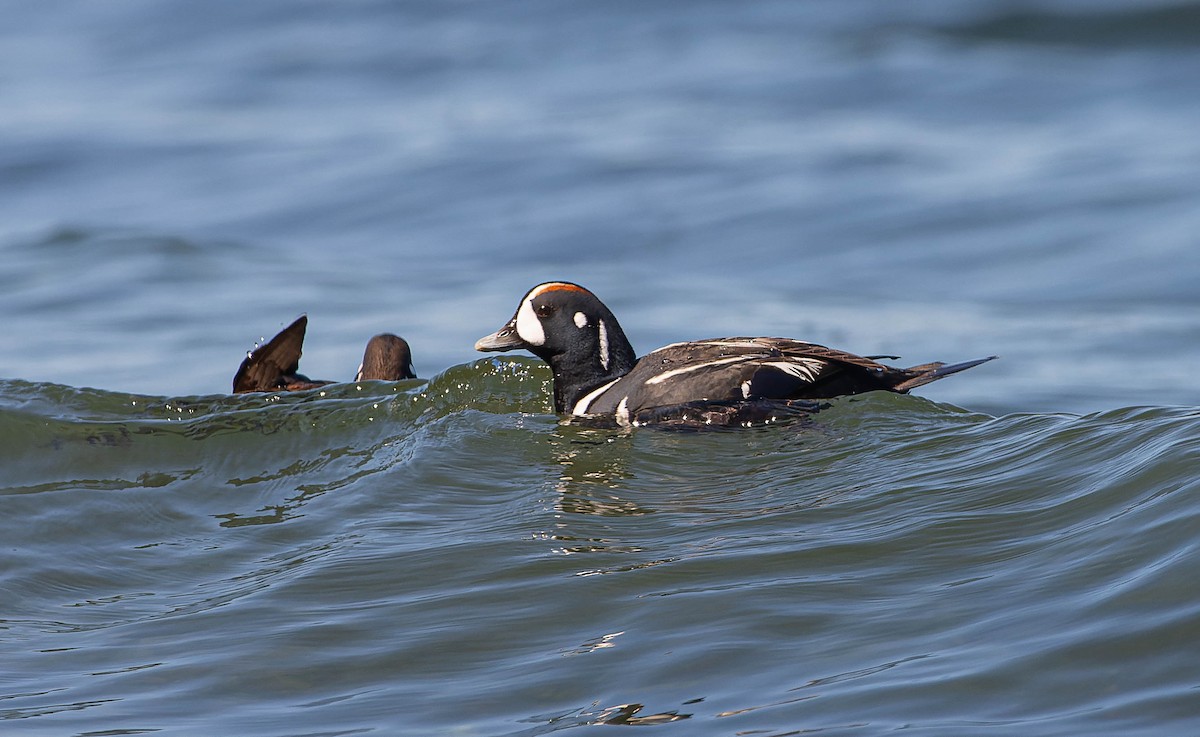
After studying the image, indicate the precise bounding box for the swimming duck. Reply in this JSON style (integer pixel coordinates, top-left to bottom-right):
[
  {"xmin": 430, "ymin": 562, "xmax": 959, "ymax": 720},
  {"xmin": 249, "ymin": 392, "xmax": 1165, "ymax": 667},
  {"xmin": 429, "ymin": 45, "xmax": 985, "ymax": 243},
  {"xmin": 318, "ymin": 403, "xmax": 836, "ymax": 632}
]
[
  {"xmin": 233, "ymin": 316, "xmax": 416, "ymax": 393},
  {"xmin": 355, "ymin": 333, "xmax": 416, "ymax": 382},
  {"xmin": 474, "ymin": 281, "xmax": 995, "ymax": 426}
]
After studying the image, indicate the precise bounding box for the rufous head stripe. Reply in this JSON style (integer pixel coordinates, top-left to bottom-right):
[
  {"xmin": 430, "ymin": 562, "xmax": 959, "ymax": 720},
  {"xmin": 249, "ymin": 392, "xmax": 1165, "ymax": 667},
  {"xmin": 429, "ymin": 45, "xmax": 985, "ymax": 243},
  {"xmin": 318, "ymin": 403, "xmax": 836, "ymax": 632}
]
[{"xmin": 532, "ymin": 282, "xmax": 590, "ymax": 297}]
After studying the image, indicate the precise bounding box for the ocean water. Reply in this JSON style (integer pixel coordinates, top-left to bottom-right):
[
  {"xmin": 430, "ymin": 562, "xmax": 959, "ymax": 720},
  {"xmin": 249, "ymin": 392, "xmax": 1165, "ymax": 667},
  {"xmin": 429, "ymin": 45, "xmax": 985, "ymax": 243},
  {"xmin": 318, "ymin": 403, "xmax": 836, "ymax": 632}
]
[{"xmin": 2, "ymin": 1, "xmax": 1199, "ymax": 735}]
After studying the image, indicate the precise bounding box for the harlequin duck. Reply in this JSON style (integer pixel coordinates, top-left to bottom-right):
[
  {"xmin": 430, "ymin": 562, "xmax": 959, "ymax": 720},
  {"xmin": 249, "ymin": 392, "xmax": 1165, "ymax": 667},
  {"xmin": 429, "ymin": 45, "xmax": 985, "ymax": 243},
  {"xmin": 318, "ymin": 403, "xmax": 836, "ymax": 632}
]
[
  {"xmin": 233, "ymin": 316, "xmax": 416, "ymax": 393},
  {"xmin": 474, "ymin": 282, "xmax": 996, "ymax": 426},
  {"xmin": 355, "ymin": 333, "xmax": 416, "ymax": 382}
]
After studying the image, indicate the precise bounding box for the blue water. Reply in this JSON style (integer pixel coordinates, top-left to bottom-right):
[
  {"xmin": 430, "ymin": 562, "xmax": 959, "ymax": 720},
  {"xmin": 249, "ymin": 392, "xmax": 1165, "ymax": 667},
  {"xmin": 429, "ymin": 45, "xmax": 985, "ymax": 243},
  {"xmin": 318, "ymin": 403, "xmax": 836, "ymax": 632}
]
[{"xmin": 2, "ymin": 1, "xmax": 1199, "ymax": 735}]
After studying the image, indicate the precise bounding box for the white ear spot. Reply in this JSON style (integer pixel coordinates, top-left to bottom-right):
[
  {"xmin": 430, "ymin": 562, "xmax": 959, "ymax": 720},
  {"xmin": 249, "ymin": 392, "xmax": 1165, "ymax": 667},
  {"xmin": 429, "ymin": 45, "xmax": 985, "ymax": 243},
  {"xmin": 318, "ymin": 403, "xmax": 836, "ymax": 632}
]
[
  {"xmin": 515, "ymin": 297, "xmax": 546, "ymax": 346},
  {"xmin": 573, "ymin": 311, "xmax": 588, "ymax": 328}
]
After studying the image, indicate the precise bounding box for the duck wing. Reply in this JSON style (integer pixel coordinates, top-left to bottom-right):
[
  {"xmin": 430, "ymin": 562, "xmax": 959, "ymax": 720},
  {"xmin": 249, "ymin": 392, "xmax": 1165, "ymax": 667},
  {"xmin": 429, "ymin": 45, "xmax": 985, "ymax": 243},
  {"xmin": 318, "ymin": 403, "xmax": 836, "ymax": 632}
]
[
  {"xmin": 233, "ymin": 316, "xmax": 309, "ymax": 393},
  {"xmin": 588, "ymin": 337, "xmax": 994, "ymax": 412}
]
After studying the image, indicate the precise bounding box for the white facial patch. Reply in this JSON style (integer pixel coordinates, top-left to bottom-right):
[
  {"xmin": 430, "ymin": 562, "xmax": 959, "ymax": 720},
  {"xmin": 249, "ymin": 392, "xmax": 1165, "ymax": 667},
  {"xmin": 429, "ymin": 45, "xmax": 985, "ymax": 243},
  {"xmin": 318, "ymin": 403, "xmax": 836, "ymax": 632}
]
[
  {"xmin": 514, "ymin": 296, "xmax": 546, "ymax": 346},
  {"xmin": 573, "ymin": 311, "xmax": 588, "ymax": 328},
  {"xmin": 598, "ymin": 319, "xmax": 610, "ymax": 371}
]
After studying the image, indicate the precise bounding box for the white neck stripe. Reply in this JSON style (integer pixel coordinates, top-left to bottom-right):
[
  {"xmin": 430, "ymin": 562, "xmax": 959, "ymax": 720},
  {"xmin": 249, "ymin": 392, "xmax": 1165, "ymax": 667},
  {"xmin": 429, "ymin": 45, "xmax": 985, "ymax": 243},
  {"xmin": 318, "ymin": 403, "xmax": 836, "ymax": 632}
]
[
  {"xmin": 571, "ymin": 378, "xmax": 620, "ymax": 415},
  {"xmin": 598, "ymin": 319, "xmax": 610, "ymax": 371}
]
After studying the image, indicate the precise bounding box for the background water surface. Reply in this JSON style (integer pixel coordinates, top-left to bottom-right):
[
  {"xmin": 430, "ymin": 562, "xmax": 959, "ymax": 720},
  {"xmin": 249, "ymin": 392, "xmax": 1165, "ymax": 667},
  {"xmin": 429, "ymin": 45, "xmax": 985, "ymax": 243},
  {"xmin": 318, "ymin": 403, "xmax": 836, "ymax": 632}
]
[{"xmin": 2, "ymin": 1, "xmax": 1199, "ymax": 735}]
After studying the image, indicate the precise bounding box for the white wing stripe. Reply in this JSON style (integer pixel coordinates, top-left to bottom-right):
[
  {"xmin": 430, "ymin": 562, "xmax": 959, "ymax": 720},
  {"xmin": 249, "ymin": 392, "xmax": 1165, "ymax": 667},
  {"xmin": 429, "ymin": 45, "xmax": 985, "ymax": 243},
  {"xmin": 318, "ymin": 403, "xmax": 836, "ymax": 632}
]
[
  {"xmin": 643, "ymin": 356, "xmax": 754, "ymax": 385},
  {"xmin": 645, "ymin": 355, "xmax": 828, "ymax": 387},
  {"xmin": 763, "ymin": 359, "xmax": 824, "ymax": 383}
]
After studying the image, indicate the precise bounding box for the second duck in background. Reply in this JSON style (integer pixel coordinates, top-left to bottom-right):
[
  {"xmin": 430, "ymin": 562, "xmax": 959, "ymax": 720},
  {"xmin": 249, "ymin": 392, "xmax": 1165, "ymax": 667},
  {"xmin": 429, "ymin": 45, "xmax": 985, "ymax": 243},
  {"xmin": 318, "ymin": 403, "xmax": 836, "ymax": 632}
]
[{"xmin": 234, "ymin": 316, "xmax": 416, "ymax": 393}]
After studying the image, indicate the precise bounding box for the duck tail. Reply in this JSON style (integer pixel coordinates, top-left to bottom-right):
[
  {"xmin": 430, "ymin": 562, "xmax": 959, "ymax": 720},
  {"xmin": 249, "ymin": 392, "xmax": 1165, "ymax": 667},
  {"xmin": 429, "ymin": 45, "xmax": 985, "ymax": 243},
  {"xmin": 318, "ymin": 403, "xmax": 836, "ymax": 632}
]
[{"xmin": 892, "ymin": 355, "xmax": 998, "ymax": 392}]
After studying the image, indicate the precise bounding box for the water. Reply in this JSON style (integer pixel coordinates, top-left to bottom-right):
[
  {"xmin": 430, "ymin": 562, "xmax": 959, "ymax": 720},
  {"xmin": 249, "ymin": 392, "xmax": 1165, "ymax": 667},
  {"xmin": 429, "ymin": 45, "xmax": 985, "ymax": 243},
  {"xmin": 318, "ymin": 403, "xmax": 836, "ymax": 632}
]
[{"xmin": 2, "ymin": 1, "xmax": 1199, "ymax": 735}]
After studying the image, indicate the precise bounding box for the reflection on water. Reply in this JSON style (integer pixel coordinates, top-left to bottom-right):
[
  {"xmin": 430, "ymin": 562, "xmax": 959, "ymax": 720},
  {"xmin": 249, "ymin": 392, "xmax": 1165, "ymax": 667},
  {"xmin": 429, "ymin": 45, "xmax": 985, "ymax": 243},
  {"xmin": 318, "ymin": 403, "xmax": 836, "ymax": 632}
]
[{"xmin": 522, "ymin": 700, "xmax": 694, "ymax": 733}]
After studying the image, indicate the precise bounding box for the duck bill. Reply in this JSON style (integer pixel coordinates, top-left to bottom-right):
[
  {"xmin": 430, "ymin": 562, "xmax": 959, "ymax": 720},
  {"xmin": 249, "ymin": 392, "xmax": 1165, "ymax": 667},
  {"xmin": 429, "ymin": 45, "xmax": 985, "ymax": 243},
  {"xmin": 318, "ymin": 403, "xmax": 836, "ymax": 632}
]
[{"xmin": 474, "ymin": 320, "xmax": 525, "ymax": 352}]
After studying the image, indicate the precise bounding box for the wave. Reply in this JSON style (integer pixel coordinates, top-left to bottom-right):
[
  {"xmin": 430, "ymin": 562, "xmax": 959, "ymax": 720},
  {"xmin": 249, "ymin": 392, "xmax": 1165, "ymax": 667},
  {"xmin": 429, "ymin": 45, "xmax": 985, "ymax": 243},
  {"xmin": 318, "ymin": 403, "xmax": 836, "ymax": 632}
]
[
  {"xmin": 3, "ymin": 359, "xmax": 1199, "ymax": 734},
  {"xmin": 0, "ymin": 357, "xmax": 550, "ymax": 497}
]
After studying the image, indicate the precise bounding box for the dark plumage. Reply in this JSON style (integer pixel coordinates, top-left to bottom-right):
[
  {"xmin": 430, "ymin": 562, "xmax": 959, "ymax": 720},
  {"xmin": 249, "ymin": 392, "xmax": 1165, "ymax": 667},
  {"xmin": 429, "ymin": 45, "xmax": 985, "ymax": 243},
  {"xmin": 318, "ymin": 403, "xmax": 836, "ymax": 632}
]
[
  {"xmin": 233, "ymin": 317, "xmax": 416, "ymax": 394},
  {"xmin": 355, "ymin": 333, "xmax": 416, "ymax": 382},
  {"xmin": 233, "ymin": 315, "xmax": 331, "ymax": 393},
  {"xmin": 475, "ymin": 282, "xmax": 996, "ymax": 426}
]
